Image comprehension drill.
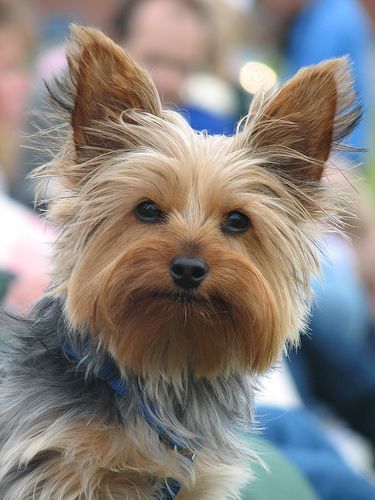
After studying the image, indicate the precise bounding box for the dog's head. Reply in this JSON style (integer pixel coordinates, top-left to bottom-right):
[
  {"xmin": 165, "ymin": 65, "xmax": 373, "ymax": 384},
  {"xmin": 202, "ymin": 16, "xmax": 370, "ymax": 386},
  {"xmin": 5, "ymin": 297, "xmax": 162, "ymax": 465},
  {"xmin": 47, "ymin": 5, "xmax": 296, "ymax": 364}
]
[{"xmin": 39, "ymin": 26, "xmax": 358, "ymax": 378}]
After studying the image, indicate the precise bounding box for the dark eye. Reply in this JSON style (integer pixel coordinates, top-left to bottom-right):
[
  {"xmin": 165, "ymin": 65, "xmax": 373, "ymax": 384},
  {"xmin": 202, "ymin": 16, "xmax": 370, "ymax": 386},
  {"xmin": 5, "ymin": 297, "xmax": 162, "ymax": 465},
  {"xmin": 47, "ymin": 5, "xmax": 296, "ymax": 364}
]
[
  {"xmin": 134, "ymin": 200, "xmax": 165, "ymax": 223},
  {"xmin": 221, "ymin": 211, "xmax": 251, "ymax": 234}
]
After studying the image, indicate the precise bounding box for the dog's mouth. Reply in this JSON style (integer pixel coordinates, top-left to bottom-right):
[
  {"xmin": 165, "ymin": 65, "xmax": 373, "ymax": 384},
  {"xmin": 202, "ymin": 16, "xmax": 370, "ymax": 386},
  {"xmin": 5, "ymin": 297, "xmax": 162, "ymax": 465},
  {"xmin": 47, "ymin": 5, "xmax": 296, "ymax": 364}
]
[
  {"xmin": 132, "ymin": 290, "xmax": 233, "ymax": 312},
  {"xmin": 143, "ymin": 290, "xmax": 209, "ymax": 305}
]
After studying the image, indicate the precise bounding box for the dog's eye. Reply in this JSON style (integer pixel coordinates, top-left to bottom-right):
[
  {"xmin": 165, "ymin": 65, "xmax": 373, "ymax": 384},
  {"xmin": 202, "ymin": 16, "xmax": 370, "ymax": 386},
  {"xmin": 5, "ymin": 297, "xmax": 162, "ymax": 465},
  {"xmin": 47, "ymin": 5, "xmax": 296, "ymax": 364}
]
[
  {"xmin": 221, "ymin": 211, "xmax": 251, "ymax": 234},
  {"xmin": 134, "ymin": 200, "xmax": 165, "ymax": 223}
]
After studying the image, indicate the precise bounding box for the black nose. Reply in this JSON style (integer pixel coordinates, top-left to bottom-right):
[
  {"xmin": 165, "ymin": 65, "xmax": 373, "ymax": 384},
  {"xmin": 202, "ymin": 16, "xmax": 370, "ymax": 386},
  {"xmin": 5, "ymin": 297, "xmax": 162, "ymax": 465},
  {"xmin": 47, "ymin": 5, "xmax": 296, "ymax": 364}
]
[{"xmin": 170, "ymin": 256, "xmax": 208, "ymax": 289}]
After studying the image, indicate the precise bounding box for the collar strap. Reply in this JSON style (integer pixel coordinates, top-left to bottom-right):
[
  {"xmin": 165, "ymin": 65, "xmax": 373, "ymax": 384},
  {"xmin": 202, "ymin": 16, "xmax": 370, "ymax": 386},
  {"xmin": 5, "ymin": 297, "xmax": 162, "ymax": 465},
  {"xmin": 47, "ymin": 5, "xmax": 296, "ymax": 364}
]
[
  {"xmin": 63, "ymin": 343, "xmax": 195, "ymax": 499},
  {"xmin": 63, "ymin": 343, "xmax": 126, "ymax": 397}
]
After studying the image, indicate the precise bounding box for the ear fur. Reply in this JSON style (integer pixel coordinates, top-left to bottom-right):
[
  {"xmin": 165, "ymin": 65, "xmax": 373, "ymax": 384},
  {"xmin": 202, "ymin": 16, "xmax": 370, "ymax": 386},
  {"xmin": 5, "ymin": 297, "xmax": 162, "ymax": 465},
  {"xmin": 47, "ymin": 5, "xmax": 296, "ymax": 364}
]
[
  {"xmin": 47, "ymin": 25, "xmax": 162, "ymax": 158},
  {"xmin": 242, "ymin": 58, "xmax": 360, "ymax": 182}
]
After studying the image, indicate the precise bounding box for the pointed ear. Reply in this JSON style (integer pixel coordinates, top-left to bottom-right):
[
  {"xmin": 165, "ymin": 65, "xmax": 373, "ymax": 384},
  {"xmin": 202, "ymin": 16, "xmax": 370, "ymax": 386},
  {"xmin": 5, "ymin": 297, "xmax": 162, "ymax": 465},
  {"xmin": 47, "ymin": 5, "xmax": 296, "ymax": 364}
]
[
  {"xmin": 242, "ymin": 58, "xmax": 360, "ymax": 182},
  {"xmin": 49, "ymin": 25, "xmax": 162, "ymax": 158}
]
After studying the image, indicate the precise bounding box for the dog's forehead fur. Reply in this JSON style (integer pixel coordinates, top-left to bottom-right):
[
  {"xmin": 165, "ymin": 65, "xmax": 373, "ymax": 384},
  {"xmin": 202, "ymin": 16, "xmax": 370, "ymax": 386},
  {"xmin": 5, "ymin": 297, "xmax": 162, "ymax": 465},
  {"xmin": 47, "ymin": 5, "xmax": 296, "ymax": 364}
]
[{"xmin": 74, "ymin": 119, "xmax": 281, "ymax": 225}]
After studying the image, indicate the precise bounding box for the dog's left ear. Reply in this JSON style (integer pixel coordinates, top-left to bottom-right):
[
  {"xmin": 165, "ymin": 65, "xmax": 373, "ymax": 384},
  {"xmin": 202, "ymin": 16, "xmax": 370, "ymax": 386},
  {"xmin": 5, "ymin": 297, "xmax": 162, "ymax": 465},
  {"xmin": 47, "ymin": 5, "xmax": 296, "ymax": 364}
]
[
  {"xmin": 241, "ymin": 57, "xmax": 359, "ymax": 182},
  {"xmin": 50, "ymin": 25, "xmax": 162, "ymax": 158}
]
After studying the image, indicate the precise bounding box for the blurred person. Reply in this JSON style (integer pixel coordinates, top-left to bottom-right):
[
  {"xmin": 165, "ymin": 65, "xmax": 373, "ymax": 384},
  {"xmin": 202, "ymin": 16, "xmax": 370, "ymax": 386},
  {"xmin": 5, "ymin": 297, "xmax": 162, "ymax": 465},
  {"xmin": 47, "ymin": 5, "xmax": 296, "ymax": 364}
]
[
  {"xmin": 249, "ymin": 0, "xmax": 375, "ymax": 492},
  {"xmin": 257, "ymin": 330, "xmax": 375, "ymax": 499},
  {"xmin": 0, "ymin": 1, "xmax": 35, "ymax": 191},
  {"xmin": 0, "ymin": 2, "xmax": 53, "ymax": 312},
  {"xmin": 115, "ymin": 0, "xmax": 237, "ymax": 134},
  {"xmin": 257, "ymin": 0, "xmax": 372, "ymax": 159},
  {"xmin": 257, "ymin": 401, "xmax": 375, "ymax": 500},
  {"xmin": 120, "ymin": 0, "xmax": 209, "ymax": 105}
]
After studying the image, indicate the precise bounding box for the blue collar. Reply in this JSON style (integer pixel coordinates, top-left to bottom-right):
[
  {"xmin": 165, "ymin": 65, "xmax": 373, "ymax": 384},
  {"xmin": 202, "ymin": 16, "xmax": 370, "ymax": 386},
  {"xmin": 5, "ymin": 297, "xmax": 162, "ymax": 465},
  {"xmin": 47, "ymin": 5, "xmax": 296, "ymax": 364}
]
[{"xmin": 63, "ymin": 343, "xmax": 195, "ymax": 499}]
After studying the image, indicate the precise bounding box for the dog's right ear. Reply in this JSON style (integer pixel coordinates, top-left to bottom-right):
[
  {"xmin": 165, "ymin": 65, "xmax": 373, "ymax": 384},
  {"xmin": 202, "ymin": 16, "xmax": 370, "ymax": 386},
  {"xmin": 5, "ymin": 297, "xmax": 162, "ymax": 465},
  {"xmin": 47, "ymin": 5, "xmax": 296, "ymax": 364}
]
[{"xmin": 48, "ymin": 25, "xmax": 162, "ymax": 160}]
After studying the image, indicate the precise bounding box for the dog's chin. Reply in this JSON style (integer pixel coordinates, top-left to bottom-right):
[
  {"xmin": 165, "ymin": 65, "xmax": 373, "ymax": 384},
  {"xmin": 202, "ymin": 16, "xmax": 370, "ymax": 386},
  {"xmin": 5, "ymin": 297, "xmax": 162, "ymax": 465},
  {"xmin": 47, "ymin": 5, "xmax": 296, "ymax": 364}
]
[{"xmin": 97, "ymin": 284, "xmax": 279, "ymax": 376}]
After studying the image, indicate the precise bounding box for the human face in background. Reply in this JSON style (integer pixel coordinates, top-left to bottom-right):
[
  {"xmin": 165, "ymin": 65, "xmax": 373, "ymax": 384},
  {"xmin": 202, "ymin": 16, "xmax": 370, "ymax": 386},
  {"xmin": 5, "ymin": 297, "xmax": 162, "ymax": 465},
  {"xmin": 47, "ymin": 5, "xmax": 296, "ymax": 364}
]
[{"xmin": 124, "ymin": 0, "xmax": 208, "ymax": 105}]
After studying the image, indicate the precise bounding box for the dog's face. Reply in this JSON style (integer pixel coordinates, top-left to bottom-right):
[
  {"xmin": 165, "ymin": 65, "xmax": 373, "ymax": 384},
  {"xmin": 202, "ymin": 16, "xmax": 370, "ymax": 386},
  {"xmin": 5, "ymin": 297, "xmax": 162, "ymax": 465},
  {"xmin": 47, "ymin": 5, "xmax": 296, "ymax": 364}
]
[{"xmin": 43, "ymin": 27, "xmax": 357, "ymax": 378}]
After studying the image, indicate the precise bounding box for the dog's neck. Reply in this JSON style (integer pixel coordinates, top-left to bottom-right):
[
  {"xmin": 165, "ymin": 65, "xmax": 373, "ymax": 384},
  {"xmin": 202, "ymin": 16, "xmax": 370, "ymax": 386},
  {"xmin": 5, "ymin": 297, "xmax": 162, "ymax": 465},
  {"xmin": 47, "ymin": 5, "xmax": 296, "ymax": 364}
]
[
  {"xmin": 62, "ymin": 340, "xmax": 194, "ymax": 457},
  {"xmin": 48, "ymin": 296, "xmax": 256, "ymax": 460}
]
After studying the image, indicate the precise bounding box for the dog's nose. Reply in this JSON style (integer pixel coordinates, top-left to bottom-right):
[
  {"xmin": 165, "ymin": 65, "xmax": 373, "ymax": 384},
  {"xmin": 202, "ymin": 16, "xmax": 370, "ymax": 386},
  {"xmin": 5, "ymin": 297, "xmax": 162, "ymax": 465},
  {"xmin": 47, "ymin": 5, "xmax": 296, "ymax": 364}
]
[{"xmin": 170, "ymin": 256, "xmax": 208, "ymax": 289}]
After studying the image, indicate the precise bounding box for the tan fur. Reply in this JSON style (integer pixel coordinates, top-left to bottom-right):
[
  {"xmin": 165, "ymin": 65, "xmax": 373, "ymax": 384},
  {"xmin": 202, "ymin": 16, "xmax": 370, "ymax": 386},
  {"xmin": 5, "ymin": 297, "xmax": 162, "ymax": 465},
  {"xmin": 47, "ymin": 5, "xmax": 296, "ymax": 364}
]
[
  {"xmin": 25, "ymin": 25, "xmax": 360, "ymax": 498},
  {"xmin": 2, "ymin": 415, "xmax": 249, "ymax": 499}
]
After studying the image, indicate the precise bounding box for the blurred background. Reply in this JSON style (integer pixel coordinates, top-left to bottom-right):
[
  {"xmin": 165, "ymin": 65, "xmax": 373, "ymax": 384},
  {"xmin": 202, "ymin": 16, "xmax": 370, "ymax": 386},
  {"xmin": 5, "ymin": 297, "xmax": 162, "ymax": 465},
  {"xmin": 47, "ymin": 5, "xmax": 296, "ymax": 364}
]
[{"xmin": 0, "ymin": 1, "xmax": 375, "ymax": 499}]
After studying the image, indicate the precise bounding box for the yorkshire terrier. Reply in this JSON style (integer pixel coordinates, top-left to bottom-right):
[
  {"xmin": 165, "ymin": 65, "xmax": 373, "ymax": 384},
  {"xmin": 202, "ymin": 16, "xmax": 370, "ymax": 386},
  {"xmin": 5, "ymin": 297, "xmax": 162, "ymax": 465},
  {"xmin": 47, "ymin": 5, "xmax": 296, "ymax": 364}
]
[{"xmin": 0, "ymin": 26, "xmax": 358, "ymax": 499}]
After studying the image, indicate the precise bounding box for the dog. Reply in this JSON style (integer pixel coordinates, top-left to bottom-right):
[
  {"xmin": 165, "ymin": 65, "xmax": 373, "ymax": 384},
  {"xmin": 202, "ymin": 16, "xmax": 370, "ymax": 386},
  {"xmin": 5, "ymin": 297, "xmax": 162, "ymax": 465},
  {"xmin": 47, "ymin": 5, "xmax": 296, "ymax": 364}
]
[{"xmin": 0, "ymin": 25, "xmax": 358, "ymax": 499}]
